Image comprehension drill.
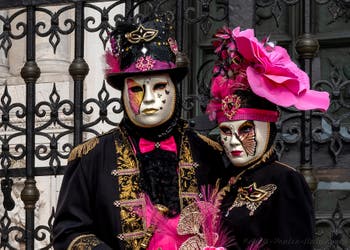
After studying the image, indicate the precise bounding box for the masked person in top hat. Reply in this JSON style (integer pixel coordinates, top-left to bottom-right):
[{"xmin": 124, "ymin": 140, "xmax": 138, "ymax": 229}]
[
  {"xmin": 53, "ymin": 14, "xmax": 226, "ymax": 250},
  {"xmin": 205, "ymin": 27, "xmax": 330, "ymax": 250}
]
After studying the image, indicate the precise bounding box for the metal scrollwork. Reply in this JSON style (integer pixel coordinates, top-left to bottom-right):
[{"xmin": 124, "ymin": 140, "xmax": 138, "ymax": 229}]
[
  {"xmin": 255, "ymin": 0, "xmax": 299, "ymax": 27},
  {"xmin": 1, "ymin": 178, "xmax": 15, "ymax": 211},
  {"xmin": 0, "ymin": 86, "xmax": 26, "ymax": 172},
  {"xmin": 0, "ymin": 211, "xmax": 25, "ymax": 249},
  {"xmin": 312, "ymin": 112, "xmax": 350, "ymax": 162},
  {"xmin": 312, "ymin": 59, "xmax": 350, "ymax": 163},
  {"xmin": 190, "ymin": 59, "xmax": 214, "ymax": 113},
  {"xmin": 315, "ymin": 0, "xmax": 350, "ymax": 23},
  {"xmin": 126, "ymin": 0, "xmax": 175, "ymax": 25},
  {"xmin": 34, "ymin": 207, "xmax": 55, "ymax": 250},
  {"xmin": 35, "ymin": 83, "xmax": 74, "ymax": 131},
  {"xmin": 35, "ymin": 5, "xmax": 75, "ymax": 53},
  {"xmin": 34, "ymin": 83, "xmax": 74, "ymax": 173},
  {"xmin": 275, "ymin": 109, "xmax": 302, "ymax": 159},
  {"xmin": 0, "ymin": 9, "xmax": 26, "ymax": 57},
  {"xmin": 184, "ymin": 0, "xmax": 228, "ymax": 35},
  {"xmin": 315, "ymin": 195, "xmax": 350, "ymax": 249},
  {"xmin": 84, "ymin": 1, "xmax": 125, "ymax": 49},
  {"xmin": 83, "ymin": 81, "xmax": 122, "ymax": 135}
]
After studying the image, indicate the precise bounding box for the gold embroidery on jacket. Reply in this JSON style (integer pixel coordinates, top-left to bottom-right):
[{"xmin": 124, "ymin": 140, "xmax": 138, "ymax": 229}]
[
  {"xmin": 114, "ymin": 127, "xmax": 145, "ymax": 249},
  {"xmin": 68, "ymin": 234, "xmax": 101, "ymax": 250},
  {"xmin": 227, "ymin": 182, "xmax": 277, "ymax": 216},
  {"xmin": 114, "ymin": 122, "xmax": 199, "ymax": 249},
  {"xmin": 178, "ymin": 122, "xmax": 198, "ymax": 209}
]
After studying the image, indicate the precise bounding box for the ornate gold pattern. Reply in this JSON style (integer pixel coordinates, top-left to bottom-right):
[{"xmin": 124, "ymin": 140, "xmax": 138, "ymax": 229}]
[
  {"xmin": 68, "ymin": 234, "xmax": 101, "ymax": 250},
  {"xmin": 179, "ymin": 124, "xmax": 194, "ymax": 164},
  {"xmin": 227, "ymin": 182, "xmax": 277, "ymax": 216},
  {"xmin": 113, "ymin": 123, "xmax": 199, "ymax": 249},
  {"xmin": 68, "ymin": 137, "xmax": 99, "ymax": 162},
  {"xmin": 125, "ymin": 25, "xmax": 159, "ymax": 44}
]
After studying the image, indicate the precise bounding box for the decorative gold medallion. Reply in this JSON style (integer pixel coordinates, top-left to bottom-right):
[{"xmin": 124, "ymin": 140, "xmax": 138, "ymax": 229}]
[
  {"xmin": 68, "ymin": 234, "xmax": 102, "ymax": 250},
  {"xmin": 125, "ymin": 25, "xmax": 158, "ymax": 44},
  {"xmin": 227, "ymin": 182, "xmax": 277, "ymax": 216}
]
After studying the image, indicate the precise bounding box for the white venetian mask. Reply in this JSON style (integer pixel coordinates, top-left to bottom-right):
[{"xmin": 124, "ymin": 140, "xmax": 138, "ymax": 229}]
[
  {"xmin": 123, "ymin": 73, "xmax": 176, "ymax": 128},
  {"xmin": 219, "ymin": 120, "xmax": 270, "ymax": 167}
]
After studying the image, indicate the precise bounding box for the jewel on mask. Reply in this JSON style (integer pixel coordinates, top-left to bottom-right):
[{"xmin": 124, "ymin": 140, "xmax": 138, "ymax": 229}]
[
  {"xmin": 135, "ymin": 56, "xmax": 155, "ymax": 71},
  {"xmin": 222, "ymin": 94, "xmax": 241, "ymax": 120}
]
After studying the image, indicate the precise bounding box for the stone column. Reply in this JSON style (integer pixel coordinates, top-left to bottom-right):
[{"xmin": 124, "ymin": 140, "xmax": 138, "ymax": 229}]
[
  {"xmin": 0, "ymin": 10, "xmax": 10, "ymax": 84},
  {"xmin": 36, "ymin": 6, "xmax": 71, "ymax": 83}
]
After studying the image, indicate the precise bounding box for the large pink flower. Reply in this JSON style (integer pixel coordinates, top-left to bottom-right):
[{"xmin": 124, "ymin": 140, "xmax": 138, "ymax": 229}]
[{"xmin": 234, "ymin": 28, "xmax": 330, "ymax": 111}]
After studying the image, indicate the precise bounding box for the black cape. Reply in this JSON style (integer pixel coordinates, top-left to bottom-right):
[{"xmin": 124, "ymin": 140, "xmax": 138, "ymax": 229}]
[
  {"xmin": 220, "ymin": 157, "xmax": 314, "ymax": 250},
  {"xmin": 53, "ymin": 122, "xmax": 225, "ymax": 250}
]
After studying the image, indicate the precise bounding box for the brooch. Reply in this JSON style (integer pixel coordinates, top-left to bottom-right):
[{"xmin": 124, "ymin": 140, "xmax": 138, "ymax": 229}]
[{"xmin": 226, "ymin": 182, "xmax": 277, "ymax": 216}]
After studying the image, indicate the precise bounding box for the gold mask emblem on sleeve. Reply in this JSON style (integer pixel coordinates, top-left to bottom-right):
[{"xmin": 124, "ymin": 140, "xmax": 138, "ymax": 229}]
[{"xmin": 226, "ymin": 182, "xmax": 277, "ymax": 216}]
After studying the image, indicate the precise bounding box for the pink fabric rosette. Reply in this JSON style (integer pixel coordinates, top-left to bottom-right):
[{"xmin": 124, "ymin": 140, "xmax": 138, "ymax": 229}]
[{"xmin": 234, "ymin": 28, "xmax": 330, "ymax": 112}]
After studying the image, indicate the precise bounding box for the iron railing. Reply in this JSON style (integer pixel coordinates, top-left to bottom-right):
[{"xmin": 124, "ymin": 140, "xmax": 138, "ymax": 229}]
[{"xmin": 0, "ymin": 0, "xmax": 349, "ymax": 249}]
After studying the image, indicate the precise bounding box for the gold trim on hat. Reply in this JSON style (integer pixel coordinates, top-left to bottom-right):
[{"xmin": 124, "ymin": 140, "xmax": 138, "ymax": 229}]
[{"xmin": 125, "ymin": 25, "xmax": 159, "ymax": 44}]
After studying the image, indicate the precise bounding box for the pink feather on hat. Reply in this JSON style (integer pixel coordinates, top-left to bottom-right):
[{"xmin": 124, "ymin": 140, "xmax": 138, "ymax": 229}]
[{"xmin": 105, "ymin": 49, "xmax": 120, "ymax": 75}]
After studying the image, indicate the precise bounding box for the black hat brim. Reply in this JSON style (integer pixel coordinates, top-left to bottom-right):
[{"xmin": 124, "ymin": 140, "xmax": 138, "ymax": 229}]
[{"xmin": 106, "ymin": 66, "xmax": 188, "ymax": 90}]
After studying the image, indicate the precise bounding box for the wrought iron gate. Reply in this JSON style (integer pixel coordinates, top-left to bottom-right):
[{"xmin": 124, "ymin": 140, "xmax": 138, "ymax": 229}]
[{"xmin": 0, "ymin": 0, "xmax": 349, "ymax": 249}]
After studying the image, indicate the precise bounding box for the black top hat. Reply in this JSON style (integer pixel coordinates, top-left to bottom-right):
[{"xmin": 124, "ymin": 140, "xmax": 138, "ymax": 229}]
[{"xmin": 105, "ymin": 14, "xmax": 189, "ymax": 90}]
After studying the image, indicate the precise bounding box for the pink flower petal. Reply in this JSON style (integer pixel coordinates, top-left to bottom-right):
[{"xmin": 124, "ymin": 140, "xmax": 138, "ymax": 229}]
[
  {"xmin": 294, "ymin": 89, "xmax": 330, "ymax": 112},
  {"xmin": 247, "ymin": 67, "xmax": 330, "ymax": 111}
]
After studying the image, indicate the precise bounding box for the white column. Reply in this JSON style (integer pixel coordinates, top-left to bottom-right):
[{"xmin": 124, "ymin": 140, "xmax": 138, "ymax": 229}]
[
  {"xmin": 0, "ymin": 10, "xmax": 10, "ymax": 84},
  {"xmin": 36, "ymin": 6, "xmax": 71, "ymax": 84}
]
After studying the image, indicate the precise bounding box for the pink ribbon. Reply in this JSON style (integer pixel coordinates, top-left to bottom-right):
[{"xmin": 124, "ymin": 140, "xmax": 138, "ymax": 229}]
[{"xmin": 139, "ymin": 136, "xmax": 177, "ymax": 154}]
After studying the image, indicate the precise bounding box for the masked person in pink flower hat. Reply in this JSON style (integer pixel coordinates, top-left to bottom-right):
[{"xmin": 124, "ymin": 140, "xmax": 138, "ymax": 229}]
[
  {"xmin": 53, "ymin": 14, "xmax": 227, "ymax": 250},
  {"xmin": 206, "ymin": 27, "xmax": 330, "ymax": 250}
]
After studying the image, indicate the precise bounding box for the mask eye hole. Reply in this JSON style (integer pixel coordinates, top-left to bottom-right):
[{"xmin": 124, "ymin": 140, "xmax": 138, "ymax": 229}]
[
  {"xmin": 153, "ymin": 82, "xmax": 168, "ymax": 91},
  {"xmin": 238, "ymin": 121, "xmax": 254, "ymax": 135},
  {"xmin": 130, "ymin": 86, "xmax": 143, "ymax": 93},
  {"xmin": 219, "ymin": 126, "xmax": 232, "ymax": 136}
]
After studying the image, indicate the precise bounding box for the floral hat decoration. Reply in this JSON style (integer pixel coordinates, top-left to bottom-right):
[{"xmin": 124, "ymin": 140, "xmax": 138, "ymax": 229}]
[
  {"xmin": 206, "ymin": 26, "xmax": 330, "ymax": 124},
  {"xmin": 105, "ymin": 14, "xmax": 189, "ymax": 90}
]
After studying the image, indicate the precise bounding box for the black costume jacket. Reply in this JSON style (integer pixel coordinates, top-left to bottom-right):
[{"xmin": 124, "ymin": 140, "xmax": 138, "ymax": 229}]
[
  {"xmin": 219, "ymin": 152, "xmax": 314, "ymax": 250},
  {"xmin": 53, "ymin": 120, "xmax": 224, "ymax": 250}
]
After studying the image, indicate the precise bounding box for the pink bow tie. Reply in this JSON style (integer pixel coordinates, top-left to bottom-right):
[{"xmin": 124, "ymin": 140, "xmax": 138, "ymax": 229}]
[{"xmin": 139, "ymin": 136, "xmax": 177, "ymax": 154}]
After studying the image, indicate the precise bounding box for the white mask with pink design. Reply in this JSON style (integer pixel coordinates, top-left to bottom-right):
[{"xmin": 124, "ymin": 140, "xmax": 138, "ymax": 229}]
[
  {"xmin": 219, "ymin": 120, "xmax": 270, "ymax": 167},
  {"xmin": 123, "ymin": 73, "xmax": 176, "ymax": 128}
]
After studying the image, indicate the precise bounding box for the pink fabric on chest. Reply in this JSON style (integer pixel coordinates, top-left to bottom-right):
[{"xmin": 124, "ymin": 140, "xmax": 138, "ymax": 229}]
[{"xmin": 145, "ymin": 203, "xmax": 185, "ymax": 250}]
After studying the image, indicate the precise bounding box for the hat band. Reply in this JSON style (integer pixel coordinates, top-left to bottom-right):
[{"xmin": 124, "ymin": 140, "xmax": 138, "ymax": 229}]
[
  {"xmin": 217, "ymin": 108, "xmax": 279, "ymax": 123},
  {"xmin": 124, "ymin": 59, "xmax": 176, "ymax": 73}
]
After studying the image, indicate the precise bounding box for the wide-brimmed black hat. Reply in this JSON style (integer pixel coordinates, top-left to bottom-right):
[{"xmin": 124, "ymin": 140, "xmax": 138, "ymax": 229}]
[{"xmin": 105, "ymin": 14, "xmax": 189, "ymax": 90}]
